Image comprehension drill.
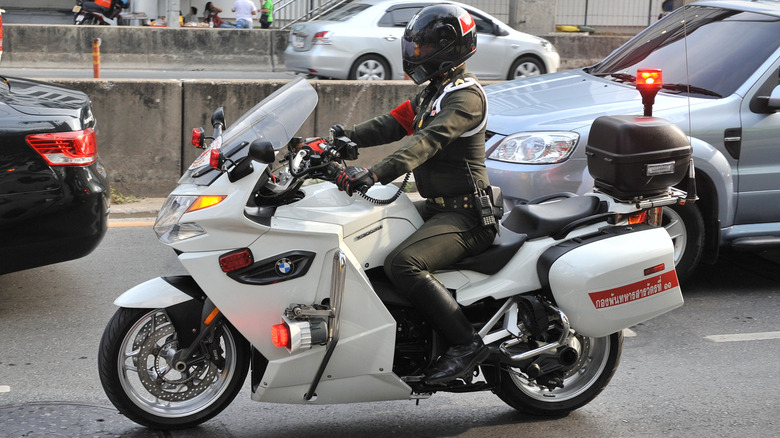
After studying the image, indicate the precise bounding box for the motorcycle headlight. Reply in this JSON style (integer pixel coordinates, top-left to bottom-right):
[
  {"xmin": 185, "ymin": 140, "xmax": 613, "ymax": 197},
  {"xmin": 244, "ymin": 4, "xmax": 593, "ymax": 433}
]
[
  {"xmin": 153, "ymin": 195, "xmax": 224, "ymax": 244},
  {"xmin": 488, "ymin": 132, "xmax": 579, "ymax": 164}
]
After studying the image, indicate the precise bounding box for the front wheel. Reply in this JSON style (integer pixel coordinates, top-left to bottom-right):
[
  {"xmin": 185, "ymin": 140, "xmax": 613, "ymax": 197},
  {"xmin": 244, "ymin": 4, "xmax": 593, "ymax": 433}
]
[
  {"xmin": 98, "ymin": 307, "xmax": 250, "ymax": 430},
  {"xmin": 484, "ymin": 331, "xmax": 622, "ymax": 416},
  {"xmin": 507, "ymin": 56, "xmax": 546, "ymax": 79}
]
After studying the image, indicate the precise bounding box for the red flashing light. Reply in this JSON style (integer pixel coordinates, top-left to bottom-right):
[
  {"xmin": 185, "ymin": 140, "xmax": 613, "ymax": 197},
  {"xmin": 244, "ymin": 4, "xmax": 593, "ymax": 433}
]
[
  {"xmin": 637, "ymin": 69, "xmax": 663, "ymax": 89},
  {"xmin": 271, "ymin": 323, "xmax": 291, "ymax": 348},
  {"xmin": 636, "ymin": 69, "xmax": 663, "ymax": 116},
  {"xmin": 209, "ymin": 147, "xmax": 222, "ymax": 169},
  {"xmin": 26, "ymin": 128, "xmax": 98, "ymax": 166},
  {"xmin": 219, "ymin": 248, "xmax": 253, "ymax": 272},
  {"xmin": 191, "ymin": 128, "xmax": 205, "ymax": 148},
  {"xmin": 644, "ymin": 263, "xmax": 665, "ymax": 276}
]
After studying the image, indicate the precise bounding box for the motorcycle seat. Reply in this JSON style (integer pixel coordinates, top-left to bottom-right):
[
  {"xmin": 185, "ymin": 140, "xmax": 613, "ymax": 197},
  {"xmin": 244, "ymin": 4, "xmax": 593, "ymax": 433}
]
[
  {"xmin": 502, "ymin": 195, "xmax": 605, "ymax": 240},
  {"xmin": 448, "ymin": 230, "xmax": 528, "ymax": 275}
]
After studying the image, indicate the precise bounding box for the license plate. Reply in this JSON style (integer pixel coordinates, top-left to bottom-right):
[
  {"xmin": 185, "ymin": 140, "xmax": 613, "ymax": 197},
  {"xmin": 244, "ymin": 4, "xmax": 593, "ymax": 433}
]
[
  {"xmin": 293, "ymin": 35, "xmax": 306, "ymax": 49},
  {"xmin": 73, "ymin": 5, "xmax": 82, "ymax": 13}
]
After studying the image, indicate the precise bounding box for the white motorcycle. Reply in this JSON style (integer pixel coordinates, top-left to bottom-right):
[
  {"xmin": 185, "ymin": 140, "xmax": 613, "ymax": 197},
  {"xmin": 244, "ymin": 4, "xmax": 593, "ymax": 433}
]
[{"xmin": 98, "ymin": 76, "xmax": 692, "ymax": 430}]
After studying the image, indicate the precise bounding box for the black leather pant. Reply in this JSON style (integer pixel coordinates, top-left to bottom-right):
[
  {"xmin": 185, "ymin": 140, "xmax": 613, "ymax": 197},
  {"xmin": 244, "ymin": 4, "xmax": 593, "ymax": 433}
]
[{"xmin": 384, "ymin": 200, "xmax": 496, "ymax": 345}]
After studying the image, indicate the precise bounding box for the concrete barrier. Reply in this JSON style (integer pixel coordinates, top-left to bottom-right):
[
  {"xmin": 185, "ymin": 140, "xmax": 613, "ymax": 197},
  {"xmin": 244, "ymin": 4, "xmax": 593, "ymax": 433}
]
[
  {"xmin": 3, "ymin": 24, "xmax": 289, "ymax": 72},
  {"xmin": 52, "ymin": 79, "xmax": 423, "ymax": 197}
]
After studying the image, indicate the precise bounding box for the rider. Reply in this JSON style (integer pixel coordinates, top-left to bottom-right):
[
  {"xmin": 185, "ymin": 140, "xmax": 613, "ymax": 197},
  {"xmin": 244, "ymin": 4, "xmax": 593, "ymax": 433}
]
[{"xmin": 334, "ymin": 4, "xmax": 495, "ymax": 385}]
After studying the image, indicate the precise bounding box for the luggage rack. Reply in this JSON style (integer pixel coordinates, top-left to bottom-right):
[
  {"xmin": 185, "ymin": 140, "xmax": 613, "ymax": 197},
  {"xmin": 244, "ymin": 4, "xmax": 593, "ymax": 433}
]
[{"xmin": 592, "ymin": 186, "xmax": 692, "ymax": 210}]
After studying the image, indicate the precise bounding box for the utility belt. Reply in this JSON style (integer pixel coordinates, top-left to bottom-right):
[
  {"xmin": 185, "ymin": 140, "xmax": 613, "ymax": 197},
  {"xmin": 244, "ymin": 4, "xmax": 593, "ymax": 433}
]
[
  {"xmin": 427, "ymin": 194, "xmax": 476, "ymax": 210},
  {"xmin": 427, "ymin": 187, "xmax": 504, "ymax": 232}
]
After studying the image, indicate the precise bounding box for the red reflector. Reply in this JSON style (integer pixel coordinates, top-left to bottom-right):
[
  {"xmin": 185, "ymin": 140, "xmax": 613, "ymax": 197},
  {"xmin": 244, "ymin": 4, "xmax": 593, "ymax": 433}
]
[
  {"xmin": 26, "ymin": 128, "xmax": 98, "ymax": 166},
  {"xmin": 271, "ymin": 323, "xmax": 291, "ymax": 348},
  {"xmin": 627, "ymin": 211, "xmax": 648, "ymax": 225},
  {"xmin": 191, "ymin": 128, "xmax": 205, "ymax": 147},
  {"xmin": 219, "ymin": 248, "xmax": 253, "ymax": 272},
  {"xmin": 644, "ymin": 264, "xmax": 665, "ymax": 276}
]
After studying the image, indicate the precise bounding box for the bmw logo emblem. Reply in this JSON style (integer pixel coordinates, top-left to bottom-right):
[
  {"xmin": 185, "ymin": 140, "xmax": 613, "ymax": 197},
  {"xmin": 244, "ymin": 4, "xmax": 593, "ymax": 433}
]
[{"xmin": 275, "ymin": 258, "xmax": 294, "ymax": 275}]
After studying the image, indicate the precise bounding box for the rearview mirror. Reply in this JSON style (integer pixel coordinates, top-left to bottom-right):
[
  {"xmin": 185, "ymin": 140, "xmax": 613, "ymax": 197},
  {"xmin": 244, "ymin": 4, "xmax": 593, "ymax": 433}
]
[
  {"xmin": 249, "ymin": 139, "xmax": 276, "ymax": 164},
  {"xmin": 211, "ymin": 107, "xmax": 226, "ymax": 129}
]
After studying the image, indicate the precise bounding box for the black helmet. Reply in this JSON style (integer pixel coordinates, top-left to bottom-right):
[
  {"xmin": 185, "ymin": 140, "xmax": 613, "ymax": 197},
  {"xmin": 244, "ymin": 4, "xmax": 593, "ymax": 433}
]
[{"xmin": 402, "ymin": 4, "xmax": 477, "ymax": 84}]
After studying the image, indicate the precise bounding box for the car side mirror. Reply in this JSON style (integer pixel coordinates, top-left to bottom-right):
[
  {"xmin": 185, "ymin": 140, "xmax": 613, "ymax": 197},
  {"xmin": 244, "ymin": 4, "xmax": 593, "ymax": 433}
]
[
  {"xmin": 493, "ymin": 22, "xmax": 509, "ymax": 36},
  {"xmin": 756, "ymin": 85, "xmax": 780, "ymax": 113}
]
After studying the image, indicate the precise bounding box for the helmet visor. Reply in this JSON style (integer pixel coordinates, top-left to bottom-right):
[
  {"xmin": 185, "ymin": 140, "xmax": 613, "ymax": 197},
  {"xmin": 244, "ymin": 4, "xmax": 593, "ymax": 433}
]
[{"xmin": 401, "ymin": 38, "xmax": 450, "ymax": 65}]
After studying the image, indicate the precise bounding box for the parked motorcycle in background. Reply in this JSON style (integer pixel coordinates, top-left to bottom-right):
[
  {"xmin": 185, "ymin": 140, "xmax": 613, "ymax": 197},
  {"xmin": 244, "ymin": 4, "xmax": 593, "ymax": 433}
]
[
  {"xmin": 97, "ymin": 73, "xmax": 694, "ymax": 430},
  {"xmin": 73, "ymin": 0, "xmax": 128, "ymax": 25}
]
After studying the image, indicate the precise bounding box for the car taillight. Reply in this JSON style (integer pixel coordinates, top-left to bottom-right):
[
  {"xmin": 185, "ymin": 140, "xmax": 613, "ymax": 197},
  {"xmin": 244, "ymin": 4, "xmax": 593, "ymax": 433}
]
[
  {"xmin": 26, "ymin": 128, "xmax": 97, "ymax": 166},
  {"xmin": 312, "ymin": 31, "xmax": 332, "ymax": 44}
]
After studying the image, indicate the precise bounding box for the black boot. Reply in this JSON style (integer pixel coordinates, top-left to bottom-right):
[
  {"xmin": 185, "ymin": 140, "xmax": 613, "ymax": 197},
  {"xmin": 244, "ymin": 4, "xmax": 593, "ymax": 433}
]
[{"xmin": 406, "ymin": 274, "xmax": 489, "ymax": 385}]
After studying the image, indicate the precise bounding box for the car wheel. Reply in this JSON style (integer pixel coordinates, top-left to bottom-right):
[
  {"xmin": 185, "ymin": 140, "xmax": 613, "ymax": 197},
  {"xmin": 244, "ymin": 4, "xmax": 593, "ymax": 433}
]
[
  {"xmin": 349, "ymin": 55, "xmax": 390, "ymax": 80},
  {"xmin": 508, "ymin": 56, "xmax": 546, "ymax": 79},
  {"xmin": 663, "ymin": 202, "xmax": 704, "ymax": 283}
]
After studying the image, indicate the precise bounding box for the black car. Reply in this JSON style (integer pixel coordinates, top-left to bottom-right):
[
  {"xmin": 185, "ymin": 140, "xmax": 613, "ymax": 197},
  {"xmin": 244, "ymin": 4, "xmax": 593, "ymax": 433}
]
[{"xmin": 0, "ymin": 76, "xmax": 109, "ymax": 275}]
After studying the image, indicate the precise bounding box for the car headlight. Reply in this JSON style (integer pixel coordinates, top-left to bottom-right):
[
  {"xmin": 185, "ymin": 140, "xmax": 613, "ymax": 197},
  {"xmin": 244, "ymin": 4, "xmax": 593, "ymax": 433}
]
[
  {"xmin": 488, "ymin": 132, "xmax": 578, "ymax": 164},
  {"xmin": 154, "ymin": 195, "xmax": 225, "ymax": 244},
  {"xmin": 539, "ymin": 39, "xmax": 557, "ymax": 53}
]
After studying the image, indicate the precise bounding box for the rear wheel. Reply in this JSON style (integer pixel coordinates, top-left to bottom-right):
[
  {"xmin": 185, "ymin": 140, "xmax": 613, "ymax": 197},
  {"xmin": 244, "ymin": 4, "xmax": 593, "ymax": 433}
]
[
  {"xmin": 98, "ymin": 307, "xmax": 250, "ymax": 430},
  {"xmin": 484, "ymin": 331, "xmax": 622, "ymax": 416},
  {"xmin": 350, "ymin": 55, "xmax": 390, "ymax": 80},
  {"xmin": 663, "ymin": 202, "xmax": 704, "ymax": 283}
]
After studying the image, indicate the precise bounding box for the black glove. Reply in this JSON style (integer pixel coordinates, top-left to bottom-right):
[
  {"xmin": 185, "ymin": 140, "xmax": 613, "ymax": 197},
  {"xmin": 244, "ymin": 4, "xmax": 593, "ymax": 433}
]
[
  {"xmin": 330, "ymin": 124, "xmax": 346, "ymax": 139},
  {"xmin": 335, "ymin": 166, "xmax": 375, "ymax": 196}
]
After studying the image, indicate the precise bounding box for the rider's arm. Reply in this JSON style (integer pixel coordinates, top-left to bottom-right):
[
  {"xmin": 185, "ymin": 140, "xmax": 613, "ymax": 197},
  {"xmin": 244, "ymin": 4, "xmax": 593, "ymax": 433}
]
[{"xmin": 370, "ymin": 86, "xmax": 485, "ymax": 186}]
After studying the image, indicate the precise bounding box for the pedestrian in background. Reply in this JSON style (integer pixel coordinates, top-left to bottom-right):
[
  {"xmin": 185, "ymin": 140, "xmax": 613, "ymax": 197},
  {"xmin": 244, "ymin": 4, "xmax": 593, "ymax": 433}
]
[
  {"xmin": 185, "ymin": 6, "xmax": 198, "ymax": 22},
  {"xmin": 260, "ymin": 0, "xmax": 273, "ymax": 29},
  {"xmin": 203, "ymin": 2, "xmax": 226, "ymax": 27},
  {"xmin": 232, "ymin": 0, "xmax": 258, "ymax": 29}
]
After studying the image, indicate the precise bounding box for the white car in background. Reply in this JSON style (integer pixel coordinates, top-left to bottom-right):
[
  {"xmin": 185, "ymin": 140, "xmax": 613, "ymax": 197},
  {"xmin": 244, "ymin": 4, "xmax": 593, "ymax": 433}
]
[{"xmin": 284, "ymin": 0, "xmax": 560, "ymax": 80}]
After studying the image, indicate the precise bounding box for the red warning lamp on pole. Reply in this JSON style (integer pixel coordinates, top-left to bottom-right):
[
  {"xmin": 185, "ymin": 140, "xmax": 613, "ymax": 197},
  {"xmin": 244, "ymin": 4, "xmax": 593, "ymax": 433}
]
[{"xmin": 636, "ymin": 69, "xmax": 663, "ymax": 116}]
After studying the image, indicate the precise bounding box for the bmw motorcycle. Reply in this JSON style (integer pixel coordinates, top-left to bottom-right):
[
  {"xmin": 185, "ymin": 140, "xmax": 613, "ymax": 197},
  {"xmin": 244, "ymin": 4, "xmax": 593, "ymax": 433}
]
[{"xmin": 98, "ymin": 76, "xmax": 692, "ymax": 430}]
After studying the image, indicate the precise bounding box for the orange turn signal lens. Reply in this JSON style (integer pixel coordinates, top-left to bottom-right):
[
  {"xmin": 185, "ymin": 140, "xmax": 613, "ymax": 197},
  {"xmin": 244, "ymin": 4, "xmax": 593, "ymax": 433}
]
[{"xmin": 186, "ymin": 195, "xmax": 226, "ymax": 213}]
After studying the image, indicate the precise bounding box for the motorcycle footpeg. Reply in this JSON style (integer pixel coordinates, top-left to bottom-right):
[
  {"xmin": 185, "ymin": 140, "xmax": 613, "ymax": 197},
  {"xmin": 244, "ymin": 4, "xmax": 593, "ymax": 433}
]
[{"xmin": 401, "ymin": 374, "xmax": 426, "ymax": 383}]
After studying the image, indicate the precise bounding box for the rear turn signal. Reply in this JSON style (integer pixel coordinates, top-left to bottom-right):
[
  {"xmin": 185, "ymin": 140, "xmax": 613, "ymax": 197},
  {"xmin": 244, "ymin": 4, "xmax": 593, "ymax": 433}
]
[
  {"xmin": 271, "ymin": 323, "xmax": 291, "ymax": 348},
  {"xmin": 26, "ymin": 128, "xmax": 98, "ymax": 166}
]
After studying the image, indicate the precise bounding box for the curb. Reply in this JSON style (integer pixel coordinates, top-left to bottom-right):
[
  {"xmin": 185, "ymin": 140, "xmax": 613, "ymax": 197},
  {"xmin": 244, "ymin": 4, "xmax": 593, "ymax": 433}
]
[{"xmin": 109, "ymin": 198, "xmax": 165, "ymax": 220}]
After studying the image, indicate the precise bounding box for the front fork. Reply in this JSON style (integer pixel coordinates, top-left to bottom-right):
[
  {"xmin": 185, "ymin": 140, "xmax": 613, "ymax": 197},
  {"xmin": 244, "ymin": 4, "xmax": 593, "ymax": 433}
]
[{"xmin": 171, "ymin": 298, "xmax": 226, "ymax": 371}]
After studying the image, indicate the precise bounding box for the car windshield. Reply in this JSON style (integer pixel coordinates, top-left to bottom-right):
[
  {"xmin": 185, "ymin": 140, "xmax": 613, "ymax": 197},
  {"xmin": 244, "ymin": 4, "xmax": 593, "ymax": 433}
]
[
  {"xmin": 588, "ymin": 5, "xmax": 780, "ymax": 98},
  {"xmin": 319, "ymin": 2, "xmax": 371, "ymax": 21}
]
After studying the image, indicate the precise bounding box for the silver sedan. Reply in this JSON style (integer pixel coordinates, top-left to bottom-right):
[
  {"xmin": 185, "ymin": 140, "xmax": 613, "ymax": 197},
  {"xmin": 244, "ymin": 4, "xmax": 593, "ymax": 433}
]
[{"xmin": 284, "ymin": 0, "xmax": 560, "ymax": 81}]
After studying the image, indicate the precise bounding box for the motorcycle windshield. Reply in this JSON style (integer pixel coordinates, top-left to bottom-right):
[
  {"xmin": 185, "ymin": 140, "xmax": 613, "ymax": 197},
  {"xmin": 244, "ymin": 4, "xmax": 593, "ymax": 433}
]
[{"xmin": 180, "ymin": 77, "xmax": 318, "ymax": 185}]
